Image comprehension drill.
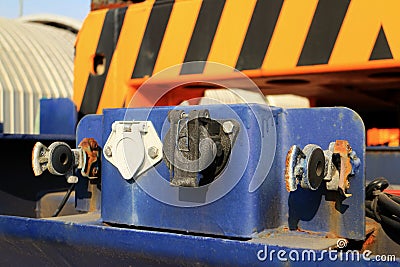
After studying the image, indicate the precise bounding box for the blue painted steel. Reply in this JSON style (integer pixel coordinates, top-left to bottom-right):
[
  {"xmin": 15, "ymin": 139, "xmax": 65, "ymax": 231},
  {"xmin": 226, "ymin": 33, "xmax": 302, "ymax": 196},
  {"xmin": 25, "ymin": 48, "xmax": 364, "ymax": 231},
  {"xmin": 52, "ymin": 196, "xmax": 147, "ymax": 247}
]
[
  {"xmin": 91, "ymin": 105, "xmax": 365, "ymax": 240},
  {"xmin": 40, "ymin": 98, "xmax": 77, "ymax": 135},
  {"xmin": 0, "ymin": 215, "xmax": 397, "ymax": 266},
  {"xmin": 1, "ymin": 105, "xmax": 397, "ymax": 266},
  {"xmin": 281, "ymin": 108, "xmax": 365, "ymax": 240},
  {"xmin": 366, "ymin": 147, "xmax": 400, "ymax": 186}
]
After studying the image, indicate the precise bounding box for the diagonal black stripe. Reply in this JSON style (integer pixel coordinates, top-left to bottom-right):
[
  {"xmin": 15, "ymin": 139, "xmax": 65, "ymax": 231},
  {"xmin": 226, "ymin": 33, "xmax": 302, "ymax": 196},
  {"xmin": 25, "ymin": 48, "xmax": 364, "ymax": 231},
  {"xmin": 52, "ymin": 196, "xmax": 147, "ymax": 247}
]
[
  {"xmin": 369, "ymin": 27, "xmax": 393, "ymax": 61},
  {"xmin": 235, "ymin": 0, "xmax": 283, "ymax": 71},
  {"xmin": 131, "ymin": 0, "xmax": 175, "ymax": 79},
  {"xmin": 80, "ymin": 7, "xmax": 128, "ymax": 115},
  {"xmin": 180, "ymin": 0, "xmax": 226, "ymax": 75},
  {"xmin": 297, "ymin": 0, "xmax": 350, "ymax": 66}
]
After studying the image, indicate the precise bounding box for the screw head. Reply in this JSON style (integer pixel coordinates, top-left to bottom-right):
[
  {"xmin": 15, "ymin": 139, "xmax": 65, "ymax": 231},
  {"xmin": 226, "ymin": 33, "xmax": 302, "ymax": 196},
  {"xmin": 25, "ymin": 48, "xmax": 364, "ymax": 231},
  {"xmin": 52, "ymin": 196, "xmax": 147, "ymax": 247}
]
[
  {"xmin": 148, "ymin": 146, "xmax": 159, "ymax": 159},
  {"xmin": 67, "ymin": 176, "xmax": 78, "ymax": 184},
  {"xmin": 105, "ymin": 146, "xmax": 112, "ymax": 157},
  {"xmin": 223, "ymin": 121, "xmax": 234, "ymax": 134},
  {"xmin": 92, "ymin": 167, "xmax": 99, "ymax": 176}
]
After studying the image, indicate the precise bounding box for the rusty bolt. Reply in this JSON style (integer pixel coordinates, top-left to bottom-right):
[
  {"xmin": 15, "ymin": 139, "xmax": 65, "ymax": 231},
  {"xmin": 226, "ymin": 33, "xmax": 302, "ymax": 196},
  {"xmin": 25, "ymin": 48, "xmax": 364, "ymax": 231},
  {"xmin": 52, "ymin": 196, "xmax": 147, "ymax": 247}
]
[
  {"xmin": 223, "ymin": 121, "xmax": 234, "ymax": 134},
  {"xmin": 148, "ymin": 146, "xmax": 159, "ymax": 159},
  {"xmin": 105, "ymin": 146, "xmax": 112, "ymax": 157}
]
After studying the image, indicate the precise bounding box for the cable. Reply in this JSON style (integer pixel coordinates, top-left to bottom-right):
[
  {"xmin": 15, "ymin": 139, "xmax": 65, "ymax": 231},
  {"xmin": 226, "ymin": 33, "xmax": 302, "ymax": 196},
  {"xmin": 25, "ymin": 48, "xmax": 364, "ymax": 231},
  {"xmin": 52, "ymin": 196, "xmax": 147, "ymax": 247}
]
[
  {"xmin": 380, "ymin": 214, "xmax": 400, "ymax": 244},
  {"xmin": 378, "ymin": 193, "xmax": 400, "ymax": 218},
  {"xmin": 52, "ymin": 183, "xmax": 75, "ymax": 217},
  {"xmin": 365, "ymin": 177, "xmax": 400, "ymax": 245},
  {"xmin": 389, "ymin": 194, "xmax": 400, "ymax": 204}
]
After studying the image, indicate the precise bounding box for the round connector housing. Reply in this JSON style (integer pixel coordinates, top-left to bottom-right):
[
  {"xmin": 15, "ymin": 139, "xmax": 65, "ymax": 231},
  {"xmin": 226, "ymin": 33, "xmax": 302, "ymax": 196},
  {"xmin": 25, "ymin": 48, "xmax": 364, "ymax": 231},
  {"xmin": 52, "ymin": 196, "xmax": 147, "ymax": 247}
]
[{"xmin": 47, "ymin": 142, "xmax": 74, "ymax": 176}]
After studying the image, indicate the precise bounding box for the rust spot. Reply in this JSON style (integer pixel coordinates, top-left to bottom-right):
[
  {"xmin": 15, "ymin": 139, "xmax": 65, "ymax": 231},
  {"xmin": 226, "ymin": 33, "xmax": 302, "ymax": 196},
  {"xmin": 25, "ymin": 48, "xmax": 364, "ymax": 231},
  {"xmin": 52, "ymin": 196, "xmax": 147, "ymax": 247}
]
[
  {"xmin": 296, "ymin": 228, "xmax": 320, "ymax": 235},
  {"xmin": 325, "ymin": 232, "xmax": 341, "ymax": 239},
  {"xmin": 334, "ymin": 140, "xmax": 352, "ymax": 196},
  {"xmin": 257, "ymin": 227, "xmax": 291, "ymax": 238},
  {"xmin": 91, "ymin": 1, "xmax": 137, "ymax": 11},
  {"xmin": 285, "ymin": 146, "xmax": 295, "ymax": 192},
  {"xmin": 257, "ymin": 226, "xmax": 342, "ymax": 241},
  {"xmin": 296, "ymin": 227, "xmax": 341, "ymax": 238},
  {"xmin": 365, "ymin": 220, "xmax": 378, "ymax": 235},
  {"xmin": 79, "ymin": 138, "xmax": 101, "ymax": 178},
  {"xmin": 362, "ymin": 232, "xmax": 377, "ymax": 251},
  {"xmin": 361, "ymin": 220, "xmax": 380, "ymax": 251}
]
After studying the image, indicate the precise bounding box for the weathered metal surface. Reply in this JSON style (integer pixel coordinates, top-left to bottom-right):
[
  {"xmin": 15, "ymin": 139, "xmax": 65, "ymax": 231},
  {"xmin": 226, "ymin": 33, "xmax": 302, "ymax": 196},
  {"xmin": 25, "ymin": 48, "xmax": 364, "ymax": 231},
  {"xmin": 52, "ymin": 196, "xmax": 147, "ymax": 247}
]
[
  {"xmin": 0, "ymin": 214, "xmax": 398, "ymax": 266},
  {"xmin": 32, "ymin": 142, "xmax": 49, "ymax": 176},
  {"xmin": 91, "ymin": 0, "xmax": 132, "ymax": 11},
  {"xmin": 33, "ymin": 136, "xmax": 101, "ymax": 186},
  {"xmin": 280, "ymin": 107, "xmax": 366, "ymax": 239},
  {"xmin": 285, "ymin": 145, "xmax": 296, "ymax": 192},
  {"xmin": 285, "ymin": 144, "xmax": 326, "ymax": 192},
  {"xmin": 362, "ymin": 218, "xmax": 400, "ymax": 257},
  {"xmin": 285, "ymin": 140, "xmax": 361, "ymax": 198},
  {"xmin": 163, "ymin": 109, "xmax": 239, "ymax": 187},
  {"xmin": 1, "ymin": 105, "xmax": 399, "ymax": 265},
  {"xmin": 32, "ymin": 142, "xmax": 74, "ymax": 177},
  {"xmin": 95, "ymin": 105, "xmax": 366, "ymax": 240},
  {"xmin": 78, "ymin": 138, "xmax": 101, "ymax": 178},
  {"xmin": 334, "ymin": 140, "xmax": 353, "ymax": 197}
]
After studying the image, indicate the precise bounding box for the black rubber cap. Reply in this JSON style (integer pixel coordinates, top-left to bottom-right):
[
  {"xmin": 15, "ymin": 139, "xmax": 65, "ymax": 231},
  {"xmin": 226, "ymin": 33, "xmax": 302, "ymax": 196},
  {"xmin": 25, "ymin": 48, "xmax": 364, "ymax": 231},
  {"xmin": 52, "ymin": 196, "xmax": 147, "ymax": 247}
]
[
  {"xmin": 51, "ymin": 144, "xmax": 73, "ymax": 174},
  {"xmin": 307, "ymin": 147, "xmax": 325, "ymax": 190}
]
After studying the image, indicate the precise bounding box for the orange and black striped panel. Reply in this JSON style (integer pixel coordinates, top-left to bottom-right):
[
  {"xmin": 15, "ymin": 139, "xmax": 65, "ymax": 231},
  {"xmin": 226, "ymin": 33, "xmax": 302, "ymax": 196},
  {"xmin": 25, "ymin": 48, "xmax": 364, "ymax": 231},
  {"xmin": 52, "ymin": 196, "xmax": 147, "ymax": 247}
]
[{"xmin": 74, "ymin": 0, "xmax": 400, "ymax": 115}]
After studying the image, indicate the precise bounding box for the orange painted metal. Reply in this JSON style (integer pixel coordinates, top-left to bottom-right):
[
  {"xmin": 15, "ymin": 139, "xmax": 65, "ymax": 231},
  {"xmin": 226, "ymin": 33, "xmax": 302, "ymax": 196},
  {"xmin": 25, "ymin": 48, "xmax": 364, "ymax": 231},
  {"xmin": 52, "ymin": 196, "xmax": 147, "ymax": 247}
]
[
  {"xmin": 76, "ymin": 0, "xmax": 400, "ymax": 115},
  {"xmin": 367, "ymin": 128, "xmax": 400, "ymax": 146}
]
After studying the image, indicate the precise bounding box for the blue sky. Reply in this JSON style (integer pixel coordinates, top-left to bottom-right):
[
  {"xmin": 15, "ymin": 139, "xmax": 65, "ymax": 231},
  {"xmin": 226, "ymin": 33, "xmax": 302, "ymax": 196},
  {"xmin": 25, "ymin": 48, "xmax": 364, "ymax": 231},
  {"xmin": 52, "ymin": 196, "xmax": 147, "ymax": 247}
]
[{"xmin": 0, "ymin": 0, "xmax": 91, "ymax": 21}]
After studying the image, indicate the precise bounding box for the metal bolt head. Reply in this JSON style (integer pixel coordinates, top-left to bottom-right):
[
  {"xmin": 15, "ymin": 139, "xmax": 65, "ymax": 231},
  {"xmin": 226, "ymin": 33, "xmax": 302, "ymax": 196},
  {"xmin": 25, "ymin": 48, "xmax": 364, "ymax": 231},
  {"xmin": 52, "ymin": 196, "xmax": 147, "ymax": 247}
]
[
  {"xmin": 140, "ymin": 122, "xmax": 148, "ymax": 133},
  {"xmin": 105, "ymin": 146, "xmax": 112, "ymax": 157},
  {"xmin": 148, "ymin": 146, "xmax": 159, "ymax": 159},
  {"xmin": 223, "ymin": 121, "xmax": 234, "ymax": 134},
  {"xmin": 92, "ymin": 167, "xmax": 99, "ymax": 176},
  {"xmin": 67, "ymin": 176, "xmax": 79, "ymax": 184}
]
